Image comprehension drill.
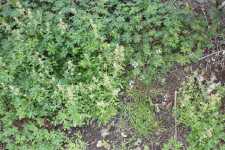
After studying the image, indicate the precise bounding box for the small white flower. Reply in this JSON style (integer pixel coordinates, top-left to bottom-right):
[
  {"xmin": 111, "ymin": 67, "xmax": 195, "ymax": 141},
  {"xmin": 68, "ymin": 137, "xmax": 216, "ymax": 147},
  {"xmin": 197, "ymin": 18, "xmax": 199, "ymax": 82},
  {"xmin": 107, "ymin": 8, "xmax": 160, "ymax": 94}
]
[
  {"xmin": 132, "ymin": 61, "xmax": 138, "ymax": 68},
  {"xmin": 156, "ymin": 49, "xmax": 161, "ymax": 54},
  {"xmin": 58, "ymin": 19, "xmax": 67, "ymax": 30},
  {"xmin": 129, "ymin": 80, "xmax": 135, "ymax": 88}
]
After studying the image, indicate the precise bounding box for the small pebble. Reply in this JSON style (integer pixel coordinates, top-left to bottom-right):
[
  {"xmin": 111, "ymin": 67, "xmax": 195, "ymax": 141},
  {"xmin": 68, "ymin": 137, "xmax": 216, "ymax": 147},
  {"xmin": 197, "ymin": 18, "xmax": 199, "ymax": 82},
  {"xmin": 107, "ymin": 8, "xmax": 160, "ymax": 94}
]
[
  {"xmin": 96, "ymin": 140, "xmax": 110, "ymax": 150},
  {"xmin": 121, "ymin": 132, "xmax": 127, "ymax": 138},
  {"xmin": 101, "ymin": 128, "xmax": 110, "ymax": 138},
  {"xmin": 97, "ymin": 140, "xmax": 103, "ymax": 148},
  {"xmin": 134, "ymin": 147, "xmax": 141, "ymax": 150},
  {"xmin": 134, "ymin": 138, "xmax": 142, "ymax": 146}
]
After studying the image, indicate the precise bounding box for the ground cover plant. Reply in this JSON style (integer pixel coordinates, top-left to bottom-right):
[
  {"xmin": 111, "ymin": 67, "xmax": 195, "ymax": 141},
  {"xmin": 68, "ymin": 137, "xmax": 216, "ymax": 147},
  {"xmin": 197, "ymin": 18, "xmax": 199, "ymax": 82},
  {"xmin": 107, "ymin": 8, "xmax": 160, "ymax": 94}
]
[
  {"xmin": 0, "ymin": 0, "xmax": 224, "ymax": 149},
  {"xmin": 122, "ymin": 93, "xmax": 158, "ymax": 136},
  {"xmin": 176, "ymin": 75, "xmax": 225, "ymax": 150},
  {"xmin": 0, "ymin": 0, "xmax": 124, "ymax": 148}
]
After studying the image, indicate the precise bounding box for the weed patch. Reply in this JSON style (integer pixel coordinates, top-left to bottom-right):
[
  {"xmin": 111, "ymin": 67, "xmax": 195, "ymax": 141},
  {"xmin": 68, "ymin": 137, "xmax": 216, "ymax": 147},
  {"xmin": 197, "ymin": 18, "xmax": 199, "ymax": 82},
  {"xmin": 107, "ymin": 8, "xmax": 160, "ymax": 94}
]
[
  {"xmin": 123, "ymin": 94, "xmax": 158, "ymax": 136},
  {"xmin": 0, "ymin": 0, "xmax": 218, "ymax": 149},
  {"xmin": 176, "ymin": 75, "xmax": 225, "ymax": 149}
]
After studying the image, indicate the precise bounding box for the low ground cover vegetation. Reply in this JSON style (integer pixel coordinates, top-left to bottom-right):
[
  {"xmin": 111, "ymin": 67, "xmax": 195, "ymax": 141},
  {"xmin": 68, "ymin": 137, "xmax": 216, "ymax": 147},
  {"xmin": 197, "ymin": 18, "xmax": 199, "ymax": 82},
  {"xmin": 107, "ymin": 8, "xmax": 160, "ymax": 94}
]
[
  {"xmin": 176, "ymin": 75, "xmax": 225, "ymax": 150},
  {"xmin": 0, "ymin": 0, "xmax": 224, "ymax": 149}
]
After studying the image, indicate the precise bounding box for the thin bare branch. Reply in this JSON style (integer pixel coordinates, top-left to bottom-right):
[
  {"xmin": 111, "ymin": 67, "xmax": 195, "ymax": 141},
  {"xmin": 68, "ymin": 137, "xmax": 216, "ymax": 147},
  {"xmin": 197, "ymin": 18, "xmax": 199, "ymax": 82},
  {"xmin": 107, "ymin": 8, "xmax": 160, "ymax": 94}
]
[
  {"xmin": 174, "ymin": 90, "xmax": 177, "ymax": 140},
  {"xmin": 199, "ymin": 50, "xmax": 225, "ymax": 61}
]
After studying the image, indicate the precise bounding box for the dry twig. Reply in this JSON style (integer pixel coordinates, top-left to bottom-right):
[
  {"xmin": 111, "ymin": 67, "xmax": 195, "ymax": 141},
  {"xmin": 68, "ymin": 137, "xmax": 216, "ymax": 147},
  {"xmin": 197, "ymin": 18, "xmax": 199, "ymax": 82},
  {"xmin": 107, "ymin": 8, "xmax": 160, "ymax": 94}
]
[
  {"xmin": 199, "ymin": 50, "xmax": 225, "ymax": 61},
  {"xmin": 174, "ymin": 90, "xmax": 177, "ymax": 140}
]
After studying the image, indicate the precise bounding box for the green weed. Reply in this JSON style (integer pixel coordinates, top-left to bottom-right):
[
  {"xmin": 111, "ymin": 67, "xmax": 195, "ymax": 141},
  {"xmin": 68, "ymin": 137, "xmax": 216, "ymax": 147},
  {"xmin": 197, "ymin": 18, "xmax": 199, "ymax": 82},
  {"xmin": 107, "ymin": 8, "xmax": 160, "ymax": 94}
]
[
  {"xmin": 0, "ymin": 0, "xmax": 217, "ymax": 149},
  {"xmin": 162, "ymin": 138, "xmax": 182, "ymax": 150},
  {"xmin": 123, "ymin": 94, "xmax": 158, "ymax": 136},
  {"xmin": 176, "ymin": 76, "xmax": 225, "ymax": 150},
  {"xmin": 66, "ymin": 133, "xmax": 87, "ymax": 150}
]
